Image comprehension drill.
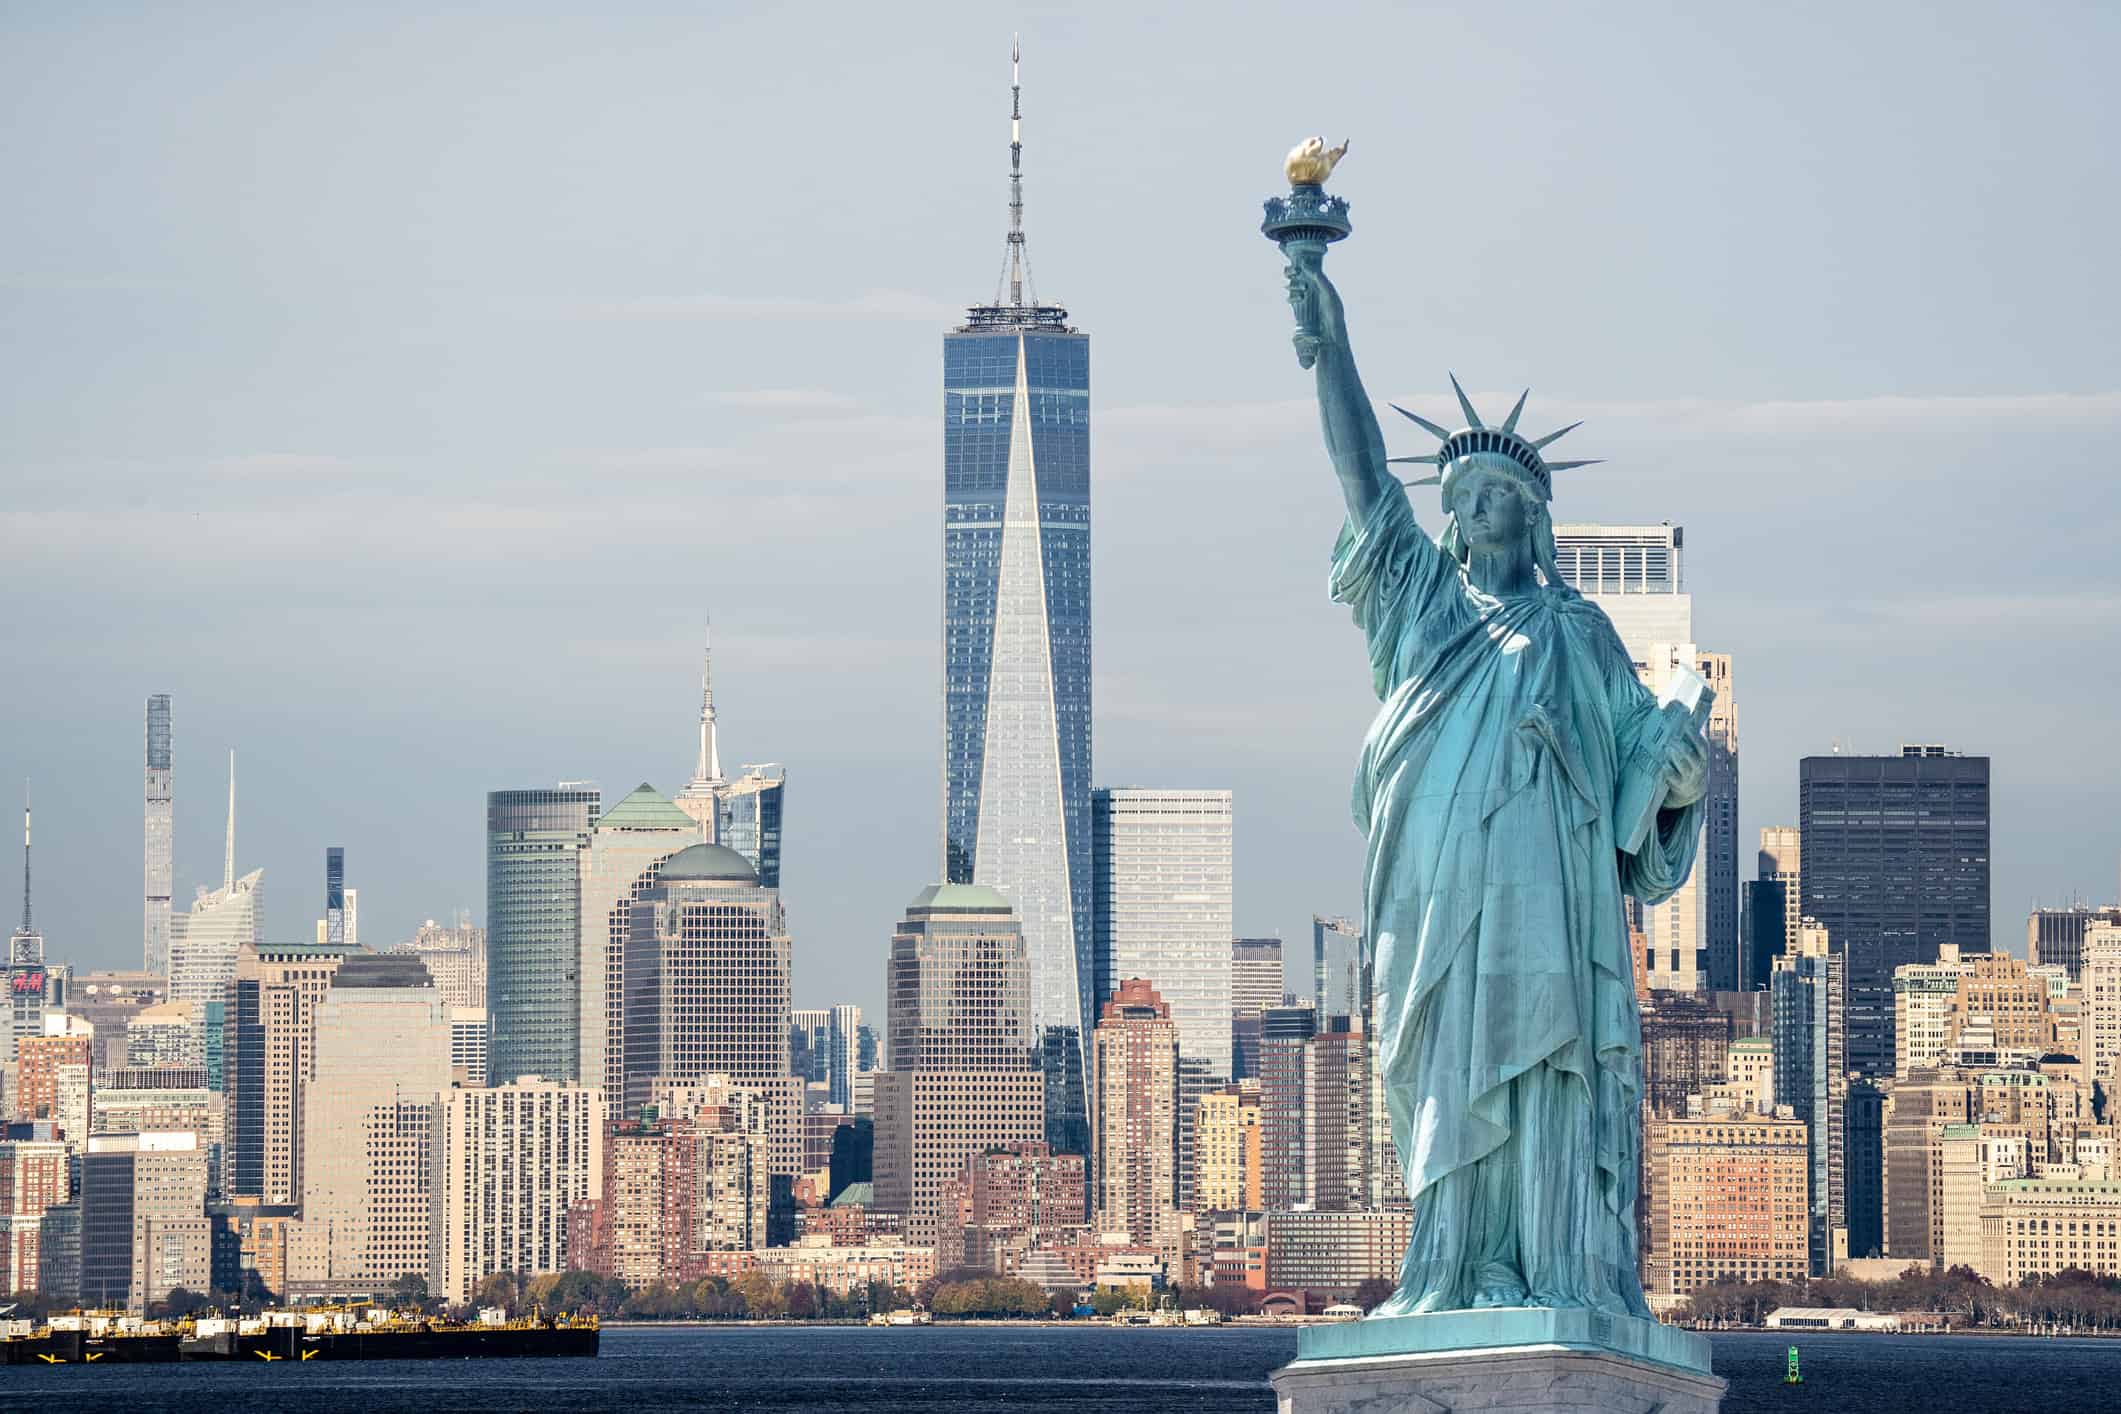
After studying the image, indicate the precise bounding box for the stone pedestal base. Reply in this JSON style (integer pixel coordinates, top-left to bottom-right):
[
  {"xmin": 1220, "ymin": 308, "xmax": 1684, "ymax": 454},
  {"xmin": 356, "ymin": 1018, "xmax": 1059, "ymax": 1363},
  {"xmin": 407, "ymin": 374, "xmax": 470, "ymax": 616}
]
[{"xmin": 1270, "ymin": 1308, "xmax": 1725, "ymax": 1413}]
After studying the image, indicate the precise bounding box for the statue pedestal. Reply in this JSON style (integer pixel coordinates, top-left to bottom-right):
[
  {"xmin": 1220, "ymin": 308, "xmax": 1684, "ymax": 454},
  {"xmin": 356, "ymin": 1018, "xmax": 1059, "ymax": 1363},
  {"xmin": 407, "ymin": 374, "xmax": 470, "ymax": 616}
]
[{"xmin": 1270, "ymin": 1308, "xmax": 1725, "ymax": 1414}]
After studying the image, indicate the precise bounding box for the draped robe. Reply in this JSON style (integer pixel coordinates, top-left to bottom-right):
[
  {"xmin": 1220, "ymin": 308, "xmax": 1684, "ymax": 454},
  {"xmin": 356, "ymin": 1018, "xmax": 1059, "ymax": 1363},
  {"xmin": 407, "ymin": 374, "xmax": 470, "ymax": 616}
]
[{"xmin": 1331, "ymin": 489, "xmax": 1703, "ymax": 1316}]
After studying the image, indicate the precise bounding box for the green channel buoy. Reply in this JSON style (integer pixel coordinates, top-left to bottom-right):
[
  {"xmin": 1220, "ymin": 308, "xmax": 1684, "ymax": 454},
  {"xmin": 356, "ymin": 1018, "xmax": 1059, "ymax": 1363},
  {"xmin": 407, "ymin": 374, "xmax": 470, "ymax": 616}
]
[{"xmin": 1785, "ymin": 1345, "xmax": 1802, "ymax": 1384}]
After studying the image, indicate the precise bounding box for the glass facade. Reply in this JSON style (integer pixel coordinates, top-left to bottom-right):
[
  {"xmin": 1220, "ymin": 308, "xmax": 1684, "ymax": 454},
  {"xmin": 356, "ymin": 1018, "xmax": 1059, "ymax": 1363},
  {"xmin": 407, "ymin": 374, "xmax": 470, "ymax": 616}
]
[
  {"xmin": 486, "ymin": 787, "xmax": 600, "ymax": 1086},
  {"xmin": 1799, "ymin": 749, "xmax": 1991, "ymax": 1082},
  {"xmin": 144, "ymin": 695, "xmax": 172, "ymax": 977},
  {"xmin": 717, "ymin": 766, "xmax": 786, "ymax": 889},
  {"xmin": 943, "ymin": 318, "xmax": 1091, "ymax": 1148}
]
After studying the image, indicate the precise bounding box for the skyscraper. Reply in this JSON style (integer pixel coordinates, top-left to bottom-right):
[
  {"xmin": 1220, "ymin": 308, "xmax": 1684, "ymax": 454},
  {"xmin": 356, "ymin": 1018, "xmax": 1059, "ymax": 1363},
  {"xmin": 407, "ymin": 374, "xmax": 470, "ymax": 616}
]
[
  {"xmin": 323, "ymin": 847, "xmax": 345, "ymax": 949},
  {"xmin": 1800, "ymin": 746, "xmax": 1991, "ymax": 1082},
  {"xmin": 144, "ymin": 695, "xmax": 172, "ymax": 977},
  {"xmin": 8, "ymin": 795, "xmax": 48, "ymax": 1060},
  {"xmin": 486, "ymin": 784, "xmax": 600, "ymax": 1086},
  {"xmin": 1091, "ymin": 787, "xmax": 1232, "ymax": 1203},
  {"xmin": 225, "ymin": 939, "xmax": 350, "ymax": 1204},
  {"xmin": 576, "ymin": 783, "xmax": 705, "ymax": 1101},
  {"xmin": 170, "ymin": 753, "xmax": 260, "ymax": 1026},
  {"xmin": 1311, "ymin": 915, "xmax": 1364, "ymax": 1024},
  {"xmin": 1091, "ymin": 978, "xmax": 1180, "ymax": 1244},
  {"xmin": 299, "ymin": 952, "xmax": 451, "ymax": 1295},
  {"xmin": 436, "ymin": 1078, "xmax": 603, "ymax": 1304},
  {"xmin": 942, "ymin": 45, "xmax": 1092, "ymax": 1155},
  {"xmin": 873, "ymin": 885, "xmax": 1046, "ymax": 1245},
  {"xmin": 1230, "ymin": 938, "xmax": 1285, "ymax": 1017},
  {"xmin": 621, "ymin": 842, "xmax": 800, "ymax": 1175},
  {"xmin": 1552, "ymin": 524, "xmax": 1724, "ymax": 993},
  {"xmin": 1772, "ymin": 929, "xmax": 1846, "ymax": 1274},
  {"xmin": 1697, "ymin": 652, "xmax": 1739, "ymax": 991}
]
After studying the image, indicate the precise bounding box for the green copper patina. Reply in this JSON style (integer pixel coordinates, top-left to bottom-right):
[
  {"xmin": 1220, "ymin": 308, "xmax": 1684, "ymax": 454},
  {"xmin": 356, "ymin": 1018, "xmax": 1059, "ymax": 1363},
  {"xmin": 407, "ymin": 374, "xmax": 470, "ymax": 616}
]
[{"xmin": 1269, "ymin": 152, "xmax": 1711, "ymax": 1326}]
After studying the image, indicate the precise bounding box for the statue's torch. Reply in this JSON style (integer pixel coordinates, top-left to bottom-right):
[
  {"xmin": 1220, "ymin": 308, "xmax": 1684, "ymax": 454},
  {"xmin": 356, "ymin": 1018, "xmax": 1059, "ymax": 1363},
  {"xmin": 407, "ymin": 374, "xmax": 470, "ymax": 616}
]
[{"xmin": 1261, "ymin": 137, "xmax": 1351, "ymax": 369}]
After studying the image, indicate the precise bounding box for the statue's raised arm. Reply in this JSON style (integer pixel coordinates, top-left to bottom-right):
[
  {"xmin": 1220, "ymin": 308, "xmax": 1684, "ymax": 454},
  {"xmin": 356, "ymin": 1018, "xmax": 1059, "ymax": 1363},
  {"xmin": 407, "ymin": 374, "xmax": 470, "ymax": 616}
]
[
  {"xmin": 1285, "ymin": 249, "xmax": 1395, "ymax": 524},
  {"xmin": 1261, "ymin": 140, "xmax": 1396, "ymax": 525}
]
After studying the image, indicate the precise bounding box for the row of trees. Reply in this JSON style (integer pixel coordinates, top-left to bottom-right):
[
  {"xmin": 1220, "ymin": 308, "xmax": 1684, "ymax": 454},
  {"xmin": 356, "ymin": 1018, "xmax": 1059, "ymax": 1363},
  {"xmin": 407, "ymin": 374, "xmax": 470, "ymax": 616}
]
[{"xmin": 1684, "ymin": 1265, "xmax": 2121, "ymax": 1331}]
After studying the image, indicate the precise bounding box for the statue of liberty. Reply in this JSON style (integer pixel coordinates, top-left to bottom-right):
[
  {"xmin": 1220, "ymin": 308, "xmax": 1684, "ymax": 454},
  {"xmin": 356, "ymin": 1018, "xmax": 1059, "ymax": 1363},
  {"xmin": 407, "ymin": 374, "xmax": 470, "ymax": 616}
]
[{"xmin": 1275, "ymin": 146, "xmax": 1711, "ymax": 1321}]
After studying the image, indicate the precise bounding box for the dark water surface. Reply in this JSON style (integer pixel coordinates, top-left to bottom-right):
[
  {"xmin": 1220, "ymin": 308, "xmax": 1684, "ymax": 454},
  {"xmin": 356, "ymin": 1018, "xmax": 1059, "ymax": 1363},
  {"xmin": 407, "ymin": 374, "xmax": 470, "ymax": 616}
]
[{"xmin": 6, "ymin": 1324, "xmax": 2118, "ymax": 1412}]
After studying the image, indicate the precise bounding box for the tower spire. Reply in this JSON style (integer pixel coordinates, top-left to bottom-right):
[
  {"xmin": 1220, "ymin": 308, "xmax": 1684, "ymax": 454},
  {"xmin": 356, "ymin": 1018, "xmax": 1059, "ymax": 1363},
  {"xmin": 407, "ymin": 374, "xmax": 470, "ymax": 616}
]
[
  {"xmin": 223, "ymin": 749, "xmax": 236, "ymax": 894},
  {"xmin": 696, "ymin": 620, "xmax": 724, "ymax": 788},
  {"xmin": 19, "ymin": 784, "xmax": 29, "ymax": 933},
  {"xmin": 1005, "ymin": 34, "xmax": 1030, "ymax": 308}
]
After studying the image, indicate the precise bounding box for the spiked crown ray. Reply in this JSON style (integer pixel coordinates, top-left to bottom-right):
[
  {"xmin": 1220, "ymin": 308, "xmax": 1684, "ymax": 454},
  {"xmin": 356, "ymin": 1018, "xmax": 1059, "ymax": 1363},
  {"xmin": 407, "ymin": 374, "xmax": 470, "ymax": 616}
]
[{"xmin": 1385, "ymin": 375, "xmax": 1601, "ymax": 502}]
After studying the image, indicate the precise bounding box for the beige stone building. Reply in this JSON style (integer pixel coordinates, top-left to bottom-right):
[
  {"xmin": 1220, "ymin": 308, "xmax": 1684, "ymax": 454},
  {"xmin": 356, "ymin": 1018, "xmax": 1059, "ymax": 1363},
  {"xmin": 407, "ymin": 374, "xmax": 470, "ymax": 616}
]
[
  {"xmin": 1881, "ymin": 1069, "xmax": 1973, "ymax": 1263},
  {"xmin": 2084, "ymin": 924, "xmax": 2121, "ymax": 1093},
  {"xmin": 576, "ymin": 785, "xmax": 703, "ymax": 1103},
  {"xmin": 81, "ymin": 1130, "xmax": 210, "ymax": 1310},
  {"xmin": 1191, "ymin": 1080, "xmax": 1261, "ymax": 1213},
  {"xmin": 296, "ymin": 952, "xmax": 451, "ymax": 1296},
  {"xmin": 226, "ymin": 939, "xmax": 349, "ymax": 1203},
  {"xmin": 1645, "ymin": 1113, "xmax": 1808, "ymax": 1301},
  {"xmin": 1979, "ymin": 1177, "xmax": 2121, "ymax": 1283}
]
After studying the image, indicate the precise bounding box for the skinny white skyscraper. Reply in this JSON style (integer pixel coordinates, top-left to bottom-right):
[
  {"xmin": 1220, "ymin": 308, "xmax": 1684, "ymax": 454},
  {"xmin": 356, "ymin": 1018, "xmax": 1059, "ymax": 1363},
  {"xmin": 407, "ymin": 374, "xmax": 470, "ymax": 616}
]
[{"xmin": 144, "ymin": 694, "xmax": 172, "ymax": 976}]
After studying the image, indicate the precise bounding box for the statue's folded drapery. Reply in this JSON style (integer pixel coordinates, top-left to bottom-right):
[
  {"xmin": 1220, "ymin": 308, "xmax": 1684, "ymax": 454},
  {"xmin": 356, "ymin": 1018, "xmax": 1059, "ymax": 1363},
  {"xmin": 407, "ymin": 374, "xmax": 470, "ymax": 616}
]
[{"xmin": 1331, "ymin": 489, "xmax": 1702, "ymax": 1316}]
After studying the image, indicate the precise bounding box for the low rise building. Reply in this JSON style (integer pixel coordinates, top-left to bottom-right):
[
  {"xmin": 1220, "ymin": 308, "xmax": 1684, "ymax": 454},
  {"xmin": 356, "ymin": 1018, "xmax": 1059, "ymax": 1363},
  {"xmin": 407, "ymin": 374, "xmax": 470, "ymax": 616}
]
[
  {"xmin": 1978, "ymin": 1177, "xmax": 2121, "ymax": 1284},
  {"xmin": 1261, "ymin": 1209, "xmax": 1413, "ymax": 1298}
]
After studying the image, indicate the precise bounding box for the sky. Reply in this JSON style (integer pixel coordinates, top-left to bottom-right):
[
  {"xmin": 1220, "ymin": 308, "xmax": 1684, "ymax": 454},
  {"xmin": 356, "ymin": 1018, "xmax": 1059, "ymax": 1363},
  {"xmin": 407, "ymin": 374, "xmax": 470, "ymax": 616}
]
[{"xmin": 3, "ymin": 2, "xmax": 2118, "ymax": 1025}]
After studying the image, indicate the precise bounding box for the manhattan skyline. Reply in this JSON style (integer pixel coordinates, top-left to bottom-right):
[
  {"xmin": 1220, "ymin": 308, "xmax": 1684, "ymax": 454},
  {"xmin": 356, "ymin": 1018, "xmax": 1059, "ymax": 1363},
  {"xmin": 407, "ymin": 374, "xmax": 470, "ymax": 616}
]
[{"xmin": 3, "ymin": 6, "xmax": 2118, "ymax": 1029}]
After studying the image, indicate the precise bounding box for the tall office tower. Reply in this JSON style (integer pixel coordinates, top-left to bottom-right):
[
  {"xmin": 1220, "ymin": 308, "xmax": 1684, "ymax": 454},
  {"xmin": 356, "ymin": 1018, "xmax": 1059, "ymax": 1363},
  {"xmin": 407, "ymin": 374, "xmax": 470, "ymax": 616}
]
[
  {"xmin": 170, "ymin": 752, "xmax": 261, "ymax": 1026},
  {"xmin": 1642, "ymin": 1113, "xmax": 1808, "ymax": 1302},
  {"xmin": 1304, "ymin": 1024, "xmax": 1370, "ymax": 1213},
  {"xmin": 620, "ymin": 843, "xmax": 799, "ymax": 1173},
  {"xmin": 1745, "ymin": 825, "xmax": 1801, "ymax": 989},
  {"xmin": 1551, "ymin": 522, "xmax": 1694, "ymax": 667},
  {"xmin": 718, "ymin": 766, "xmax": 786, "ymax": 889},
  {"xmin": 1257, "ymin": 1005, "xmax": 1318, "ymax": 1211},
  {"xmin": 873, "ymin": 885, "xmax": 1046, "ymax": 1246},
  {"xmin": 2029, "ymin": 905, "xmax": 2121, "ymax": 981},
  {"xmin": 225, "ymin": 940, "xmax": 350, "ymax": 1204},
  {"xmin": 486, "ymin": 785, "xmax": 600, "ymax": 1086},
  {"xmin": 7, "ymin": 796, "xmax": 48, "ymax": 1060},
  {"xmin": 1552, "ymin": 526, "xmax": 1716, "ymax": 992},
  {"xmin": 144, "ymin": 694, "xmax": 172, "ymax": 977},
  {"xmin": 792, "ymin": 1003, "xmax": 865, "ymax": 1109},
  {"xmin": 576, "ymin": 784, "xmax": 705, "ymax": 1101},
  {"xmin": 1311, "ymin": 916, "xmax": 1364, "ymax": 1024},
  {"xmin": 343, "ymin": 888, "xmax": 358, "ymax": 950},
  {"xmin": 1091, "ymin": 787, "xmax": 1232, "ymax": 1205},
  {"xmin": 1230, "ymin": 938, "xmax": 1284, "ymax": 1017},
  {"xmin": 2083, "ymin": 926, "xmax": 2121, "ymax": 1095},
  {"xmin": 1881, "ymin": 1068, "xmax": 1975, "ymax": 1262},
  {"xmin": 300, "ymin": 952, "xmax": 452, "ymax": 1293},
  {"xmin": 1801, "ymin": 746, "xmax": 1992, "ymax": 1083},
  {"xmin": 0, "ymin": 1130, "xmax": 69, "ymax": 1293},
  {"xmin": 323, "ymin": 848, "xmax": 345, "ymax": 948},
  {"xmin": 1697, "ymin": 652, "xmax": 1740, "ymax": 992},
  {"xmin": 1772, "ymin": 934, "xmax": 1847, "ymax": 1274},
  {"xmin": 1893, "ymin": 947, "xmax": 1971, "ymax": 1076},
  {"xmin": 394, "ymin": 917, "xmax": 487, "ymax": 1010},
  {"xmin": 436, "ymin": 1078, "xmax": 604, "ymax": 1304},
  {"xmin": 79, "ymin": 1131, "xmax": 210, "ymax": 1309},
  {"xmin": 1091, "ymin": 978, "xmax": 1180, "ymax": 1243},
  {"xmin": 941, "ymin": 46, "xmax": 1093, "ymax": 1160}
]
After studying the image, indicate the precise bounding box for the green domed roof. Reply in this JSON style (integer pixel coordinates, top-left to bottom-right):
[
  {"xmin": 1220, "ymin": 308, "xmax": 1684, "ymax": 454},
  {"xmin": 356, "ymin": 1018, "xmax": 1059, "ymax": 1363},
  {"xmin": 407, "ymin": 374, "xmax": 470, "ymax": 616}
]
[{"xmin": 660, "ymin": 843, "xmax": 758, "ymax": 884}]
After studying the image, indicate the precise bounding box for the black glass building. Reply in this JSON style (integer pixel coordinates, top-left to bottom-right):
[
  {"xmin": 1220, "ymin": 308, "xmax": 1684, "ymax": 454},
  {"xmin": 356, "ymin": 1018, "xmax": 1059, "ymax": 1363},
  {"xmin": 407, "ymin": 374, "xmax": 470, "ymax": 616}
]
[{"xmin": 1799, "ymin": 747, "xmax": 1991, "ymax": 1083}]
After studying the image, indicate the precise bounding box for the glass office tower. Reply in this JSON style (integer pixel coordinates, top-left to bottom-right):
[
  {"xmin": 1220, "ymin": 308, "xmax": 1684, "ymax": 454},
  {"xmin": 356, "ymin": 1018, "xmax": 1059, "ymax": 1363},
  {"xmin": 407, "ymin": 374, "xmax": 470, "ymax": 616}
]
[{"xmin": 486, "ymin": 785, "xmax": 600, "ymax": 1085}]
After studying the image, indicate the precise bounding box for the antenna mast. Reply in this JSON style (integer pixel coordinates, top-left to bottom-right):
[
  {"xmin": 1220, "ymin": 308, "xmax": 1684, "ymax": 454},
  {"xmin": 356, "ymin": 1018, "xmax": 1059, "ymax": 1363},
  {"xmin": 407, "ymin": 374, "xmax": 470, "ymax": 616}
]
[
  {"xmin": 19, "ymin": 786, "xmax": 29, "ymax": 933},
  {"xmin": 224, "ymin": 749, "xmax": 236, "ymax": 893},
  {"xmin": 1007, "ymin": 35, "xmax": 1026, "ymax": 307}
]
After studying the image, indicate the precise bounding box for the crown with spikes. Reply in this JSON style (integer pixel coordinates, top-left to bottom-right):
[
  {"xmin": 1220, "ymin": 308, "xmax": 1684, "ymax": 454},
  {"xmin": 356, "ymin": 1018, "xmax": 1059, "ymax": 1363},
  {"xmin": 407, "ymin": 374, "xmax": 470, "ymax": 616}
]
[{"xmin": 1386, "ymin": 375, "xmax": 1599, "ymax": 503}]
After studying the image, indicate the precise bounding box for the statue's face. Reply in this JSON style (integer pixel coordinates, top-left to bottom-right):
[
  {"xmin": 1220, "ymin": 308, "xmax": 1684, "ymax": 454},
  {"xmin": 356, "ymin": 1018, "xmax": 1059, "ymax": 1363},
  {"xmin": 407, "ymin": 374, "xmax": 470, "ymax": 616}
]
[{"xmin": 1450, "ymin": 464, "xmax": 1530, "ymax": 553}]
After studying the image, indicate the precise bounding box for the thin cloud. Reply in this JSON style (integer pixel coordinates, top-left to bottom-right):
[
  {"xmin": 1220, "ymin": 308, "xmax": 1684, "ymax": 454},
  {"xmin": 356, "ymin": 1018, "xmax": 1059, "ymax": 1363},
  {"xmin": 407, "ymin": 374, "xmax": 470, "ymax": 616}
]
[
  {"xmin": 707, "ymin": 389, "xmax": 867, "ymax": 414},
  {"xmin": 567, "ymin": 290, "xmax": 960, "ymax": 323}
]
